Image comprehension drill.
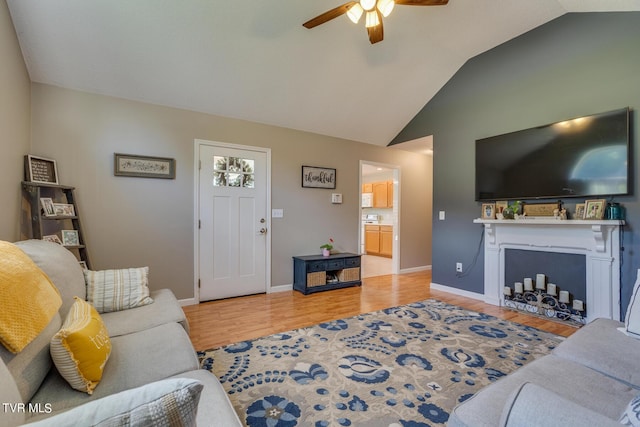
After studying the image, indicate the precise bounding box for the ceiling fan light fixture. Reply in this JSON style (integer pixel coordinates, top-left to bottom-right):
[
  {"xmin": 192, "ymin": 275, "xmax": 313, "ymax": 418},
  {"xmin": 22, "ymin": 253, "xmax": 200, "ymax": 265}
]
[
  {"xmin": 347, "ymin": 3, "xmax": 364, "ymax": 24},
  {"xmin": 377, "ymin": 0, "xmax": 395, "ymax": 17},
  {"xmin": 365, "ymin": 10, "xmax": 380, "ymax": 28},
  {"xmin": 360, "ymin": 0, "xmax": 377, "ymax": 11}
]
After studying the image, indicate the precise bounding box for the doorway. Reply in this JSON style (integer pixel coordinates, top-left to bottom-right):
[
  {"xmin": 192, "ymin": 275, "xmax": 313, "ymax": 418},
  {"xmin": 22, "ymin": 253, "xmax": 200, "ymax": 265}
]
[
  {"xmin": 195, "ymin": 140, "xmax": 271, "ymax": 301},
  {"xmin": 359, "ymin": 161, "xmax": 400, "ymax": 278}
]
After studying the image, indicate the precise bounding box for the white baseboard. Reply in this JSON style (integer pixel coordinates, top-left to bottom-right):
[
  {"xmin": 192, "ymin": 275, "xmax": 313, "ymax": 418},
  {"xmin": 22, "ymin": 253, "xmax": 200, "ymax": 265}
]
[
  {"xmin": 429, "ymin": 282, "xmax": 485, "ymax": 301},
  {"xmin": 399, "ymin": 265, "xmax": 432, "ymax": 274},
  {"xmin": 178, "ymin": 297, "xmax": 197, "ymax": 307},
  {"xmin": 268, "ymin": 284, "xmax": 293, "ymax": 293}
]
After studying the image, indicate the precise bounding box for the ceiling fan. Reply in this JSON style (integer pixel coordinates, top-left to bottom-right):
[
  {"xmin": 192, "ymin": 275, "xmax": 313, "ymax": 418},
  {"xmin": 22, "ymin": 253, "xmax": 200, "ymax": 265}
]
[{"xmin": 303, "ymin": 0, "xmax": 449, "ymax": 44}]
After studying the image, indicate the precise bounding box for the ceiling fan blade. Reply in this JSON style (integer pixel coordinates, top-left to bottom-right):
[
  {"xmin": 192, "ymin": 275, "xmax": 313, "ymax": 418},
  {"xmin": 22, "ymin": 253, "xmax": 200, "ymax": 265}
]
[
  {"xmin": 367, "ymin": 11, "xmax": 384, "ymax": 44},
  {"xmin": 394, "ymin": 0, "xmax": 449, "ymax": 5},
  {"xmin": 303, "ymin": 1, "xmax": 358, "ymax": 29}
]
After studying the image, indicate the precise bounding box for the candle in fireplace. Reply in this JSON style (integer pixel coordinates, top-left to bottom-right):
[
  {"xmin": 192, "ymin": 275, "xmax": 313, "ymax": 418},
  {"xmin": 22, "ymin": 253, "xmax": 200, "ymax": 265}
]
[{"xmin": 524, "ymin": 278, "xmax": 533, "ymax": 291}]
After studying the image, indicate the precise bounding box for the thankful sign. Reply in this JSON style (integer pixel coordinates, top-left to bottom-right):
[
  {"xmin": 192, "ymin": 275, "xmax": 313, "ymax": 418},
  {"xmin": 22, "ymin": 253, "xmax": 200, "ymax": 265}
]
[{"xmin": 302, "ymin": 166, "xmax": 336, "ymax": 189}]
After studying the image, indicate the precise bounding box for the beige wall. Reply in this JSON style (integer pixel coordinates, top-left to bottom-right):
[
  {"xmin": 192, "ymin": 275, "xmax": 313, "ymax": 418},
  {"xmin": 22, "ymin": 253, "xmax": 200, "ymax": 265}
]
[
  {"xmin": 0, "ymin": 0, "xmax": 30, "ymax": 241},
  {"xmin": 30, "ymin": 83, "xmax": 432, "ymax": 300}
]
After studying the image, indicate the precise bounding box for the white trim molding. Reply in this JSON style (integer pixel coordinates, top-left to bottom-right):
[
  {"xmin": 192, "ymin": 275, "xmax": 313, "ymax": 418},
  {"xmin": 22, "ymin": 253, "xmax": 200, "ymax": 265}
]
[{"xmin": 474, "ymin": 218, "xmax": 624, "ymax": 322}]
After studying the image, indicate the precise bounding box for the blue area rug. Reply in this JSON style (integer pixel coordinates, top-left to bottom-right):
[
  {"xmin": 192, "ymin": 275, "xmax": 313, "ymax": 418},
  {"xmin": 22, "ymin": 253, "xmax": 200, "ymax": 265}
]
[{"xmin": 198, "ymin": 299, "xmax": 562, "ymax": 427}]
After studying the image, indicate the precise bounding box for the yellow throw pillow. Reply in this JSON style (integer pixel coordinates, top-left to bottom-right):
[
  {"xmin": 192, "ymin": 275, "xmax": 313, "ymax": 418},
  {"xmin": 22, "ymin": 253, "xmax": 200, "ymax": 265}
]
[
  {"xmin": 0, "ymin": 240, "xmax": 62, "ymax": 353},
  {"xmin": 50, "ymin": 297, "xmax": 111, "ymax": 394}
]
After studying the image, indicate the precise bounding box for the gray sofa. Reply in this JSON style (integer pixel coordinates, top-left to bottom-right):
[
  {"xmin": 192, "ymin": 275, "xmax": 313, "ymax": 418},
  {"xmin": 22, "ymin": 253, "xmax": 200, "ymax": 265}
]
[
  {"xmin": 448, "ymin": 317, "xmax": 640, "ymax": 427},
  {"xmin": 0, "ymin": 240, "xmax": 241, "ymax": 427}
]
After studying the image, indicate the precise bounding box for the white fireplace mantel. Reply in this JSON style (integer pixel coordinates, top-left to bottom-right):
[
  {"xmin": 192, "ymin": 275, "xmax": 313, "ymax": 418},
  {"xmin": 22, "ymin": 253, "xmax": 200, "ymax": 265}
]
[{"xmin": 474, "ymin": 218, "xmax": 624, "ymax": 322}]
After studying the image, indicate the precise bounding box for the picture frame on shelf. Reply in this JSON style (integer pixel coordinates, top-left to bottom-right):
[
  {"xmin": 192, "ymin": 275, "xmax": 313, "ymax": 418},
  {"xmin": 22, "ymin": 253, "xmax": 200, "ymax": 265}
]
[
  {"xmin": 584, "ymin": 199, "xmax": 606, "ymax": 220},
  {"xmin": 40, "ymin": 198, "xmax": 56, "ymax": 217},
  {"xmin": 574, "ymin": 203, "xmax": 585, "ymax": 219},
  {"xmin": 53, "ymin": 203, "xmax": 75, "ymax": 217},
  {"xmin": 301, "ymin": 165, "xmax": 336, "ymax": 189},
  {"xmin": 61, "ymin": 230, "xmax": 79, "ymax": 247},
  {"xmin": 481, "ymin": 203, "xmax": 496, "ymax": 219},
  {"xmin": 42, "ymin": 235, "xmax": 62, "ymax": 244},
  {"xmin": 25, "ymin": 155, "xmax": 59, "ymax": 184}
]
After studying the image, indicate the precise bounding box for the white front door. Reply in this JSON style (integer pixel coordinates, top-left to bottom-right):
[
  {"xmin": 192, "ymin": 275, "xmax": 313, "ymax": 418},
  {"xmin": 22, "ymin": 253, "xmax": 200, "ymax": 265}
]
[{"xmin": 197, "ymin": 142, "xmax": 269, "ymax": 301}]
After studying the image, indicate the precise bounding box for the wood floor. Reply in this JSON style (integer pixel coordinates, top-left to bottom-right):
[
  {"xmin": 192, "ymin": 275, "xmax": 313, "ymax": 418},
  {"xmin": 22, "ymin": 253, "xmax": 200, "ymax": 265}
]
[{"xmin": 183, "ymin": 270, "xmax": 577, "ymax": 351}]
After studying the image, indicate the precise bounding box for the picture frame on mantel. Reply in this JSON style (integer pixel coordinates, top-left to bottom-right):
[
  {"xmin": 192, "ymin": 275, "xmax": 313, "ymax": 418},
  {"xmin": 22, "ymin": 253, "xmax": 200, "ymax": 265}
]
[
  {"xmin": 114, "ymin": 153, "xmax": 176, "ymax": 179},
  {"xmin": 301, "ymin": 165, "xmax": 336, "ymax": 189},
  {"xmin": 584, "ymin": 199, "xmax": 606, "ymax": 220},
  {"xmin": 481, "ymin": 203, "xmax": 495, "ymax": 219}
]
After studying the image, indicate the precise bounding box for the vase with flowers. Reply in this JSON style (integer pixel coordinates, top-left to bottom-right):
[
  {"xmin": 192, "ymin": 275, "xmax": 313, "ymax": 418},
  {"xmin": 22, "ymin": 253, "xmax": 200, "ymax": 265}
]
[{"xmin": 320, "ymin": 238, "xmax": 334, "ymax": 257}]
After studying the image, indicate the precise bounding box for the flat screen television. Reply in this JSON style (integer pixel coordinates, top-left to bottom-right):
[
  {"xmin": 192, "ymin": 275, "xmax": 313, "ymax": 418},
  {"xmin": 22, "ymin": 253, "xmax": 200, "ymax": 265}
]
[{"xmin": 475, "ymin": 107, "xmax": 631, "ymax": 201}]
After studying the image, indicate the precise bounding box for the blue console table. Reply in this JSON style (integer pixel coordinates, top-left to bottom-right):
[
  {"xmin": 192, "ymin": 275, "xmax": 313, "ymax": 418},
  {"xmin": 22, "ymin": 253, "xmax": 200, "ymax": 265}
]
[{"xmin": 293, "ymin": 253, "xmax": 362, "ymax": 295}]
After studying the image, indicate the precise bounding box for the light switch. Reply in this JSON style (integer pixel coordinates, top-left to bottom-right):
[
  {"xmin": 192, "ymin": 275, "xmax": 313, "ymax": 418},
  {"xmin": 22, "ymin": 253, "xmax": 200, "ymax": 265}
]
[
  {"xmin": 439, "ymin": 211, "xmax": 446, "ymax": 220},
  {"xmin": 272, "ymin": 209, "xmax": 284, "ymax": 218}
]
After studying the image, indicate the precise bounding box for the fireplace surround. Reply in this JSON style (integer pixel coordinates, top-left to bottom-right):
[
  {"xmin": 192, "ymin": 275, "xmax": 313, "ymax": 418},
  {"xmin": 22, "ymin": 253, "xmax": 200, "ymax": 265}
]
[{"xmin": 474, "ymin": 218, "xmax": 624, "ymax": 323}]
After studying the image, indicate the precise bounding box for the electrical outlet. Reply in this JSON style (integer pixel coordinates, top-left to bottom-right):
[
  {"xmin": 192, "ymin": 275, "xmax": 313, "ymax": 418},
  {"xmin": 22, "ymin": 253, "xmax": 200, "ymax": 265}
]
[{"xmin": 456, "ymin": 262, "xmax": 463, "ymax": 273}]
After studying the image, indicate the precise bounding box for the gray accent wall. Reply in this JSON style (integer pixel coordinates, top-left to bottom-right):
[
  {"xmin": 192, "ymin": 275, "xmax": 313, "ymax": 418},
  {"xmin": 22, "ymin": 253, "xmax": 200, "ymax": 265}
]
[
  {"xmin": 390, "ymin": 12, "xmax": 640, "ymax": 319},
  {"xmin": 0, "ymin": 0, "xmax": 30, "ymax": 241}
]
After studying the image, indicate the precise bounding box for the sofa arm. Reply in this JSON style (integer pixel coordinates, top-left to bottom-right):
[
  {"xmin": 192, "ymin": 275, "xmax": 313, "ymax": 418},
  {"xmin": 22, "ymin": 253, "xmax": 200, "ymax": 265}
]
[{"xmin": 499, "ymin": 382, "xmax": 621, "ymax": 427}]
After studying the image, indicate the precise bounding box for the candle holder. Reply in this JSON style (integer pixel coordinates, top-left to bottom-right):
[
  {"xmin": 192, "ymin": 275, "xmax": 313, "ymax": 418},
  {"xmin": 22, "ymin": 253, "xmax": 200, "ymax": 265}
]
[{"xmin": 503, "ymin": 287, "xmax": 586, "ymax": 327}]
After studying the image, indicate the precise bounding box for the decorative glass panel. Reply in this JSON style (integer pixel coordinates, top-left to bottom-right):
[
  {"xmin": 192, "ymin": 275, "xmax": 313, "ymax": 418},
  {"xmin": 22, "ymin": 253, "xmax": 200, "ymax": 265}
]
[
  {"xmin": 213, "ymin": 172, "xmax": 227, "ymax": 187},
  {"xmin": 211, "ymin": 156, "xmax": 255, "ymax": 188}
]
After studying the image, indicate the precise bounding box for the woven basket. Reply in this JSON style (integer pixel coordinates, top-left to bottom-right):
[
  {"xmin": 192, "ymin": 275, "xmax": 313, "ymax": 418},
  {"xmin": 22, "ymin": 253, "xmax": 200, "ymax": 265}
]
[
  {"xmin": 338, "ymin": 267, "xmax": 360, "ymax": 282},
  {"xmin": 307, "ymin": 271, "xmax": 326, "ymax": 287}
]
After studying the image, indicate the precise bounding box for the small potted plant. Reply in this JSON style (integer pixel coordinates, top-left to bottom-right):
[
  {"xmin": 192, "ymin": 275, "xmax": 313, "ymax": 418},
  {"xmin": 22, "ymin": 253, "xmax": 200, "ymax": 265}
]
[
  {"xmin": 502, "ymin": 201, "xmax": 522, "ymax": 220},
  {"xmin": 320, "ymin": 238, "xmax": 334, "ymax": 257}
]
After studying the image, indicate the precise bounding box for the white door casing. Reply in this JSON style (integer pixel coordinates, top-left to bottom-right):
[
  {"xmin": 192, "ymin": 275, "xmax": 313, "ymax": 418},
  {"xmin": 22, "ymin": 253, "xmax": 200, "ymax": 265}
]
[{"xmin": 195, "ymin": 140, "xmax": 270, "ymax": 301}]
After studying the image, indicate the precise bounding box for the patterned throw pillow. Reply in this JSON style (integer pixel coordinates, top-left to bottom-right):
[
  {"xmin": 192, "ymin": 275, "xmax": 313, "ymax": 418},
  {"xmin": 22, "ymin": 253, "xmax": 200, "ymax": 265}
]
[
  {"xmin": 20, "ymin": 378, "xmax": 203, "ymax": 427},
  {"xmin": 620, "ymin": 394, "xmax": 640, "ymax": 426},
  {"xmin": 50, "ymin": 297, "xmax": 111, "ymax": 394},
  {"xmin": 84, "ymin": 267, "xmax": 153, "ymax": 313}
]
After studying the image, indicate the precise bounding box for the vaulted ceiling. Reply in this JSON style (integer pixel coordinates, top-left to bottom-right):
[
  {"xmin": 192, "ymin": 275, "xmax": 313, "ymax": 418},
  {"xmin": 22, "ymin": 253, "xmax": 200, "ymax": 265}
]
[{"xmin": 7, "ymin": 0, "xmax": 640, "ymax": 146}]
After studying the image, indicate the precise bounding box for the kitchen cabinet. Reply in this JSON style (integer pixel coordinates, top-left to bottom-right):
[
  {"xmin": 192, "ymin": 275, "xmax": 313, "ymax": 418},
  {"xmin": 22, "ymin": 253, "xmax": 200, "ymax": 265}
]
[
  {"xmin": 365, "ymin": 225, "xmax": 380, "ymax": 254},
  {"xmin": 380, "ymin": 226, "xmax": 393, "ymax": 257},
  {"xmin": 372, "ymin": 182, "xmax": 388, "ymax": 208},
  {"xmin": 365, "ymin": 224, "xmax": 392, "ymax": 257},
  {"xmin": 363, "ymin": 180, "xmax": 394, "ymax": 208}
]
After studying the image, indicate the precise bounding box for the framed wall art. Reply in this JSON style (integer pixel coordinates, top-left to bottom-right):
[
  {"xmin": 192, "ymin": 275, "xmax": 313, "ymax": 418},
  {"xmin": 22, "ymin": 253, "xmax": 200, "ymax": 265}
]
[
  {"xmin": 25, "ymin": 155, "xmax": 59, "ymax": 184},
  {"xmin": 302, "ymin": 165, "xmax": 336, "ymax": 189},
  {"xmin": 114, "ymin": 153, "xmax": 176, "ymax": 179}
]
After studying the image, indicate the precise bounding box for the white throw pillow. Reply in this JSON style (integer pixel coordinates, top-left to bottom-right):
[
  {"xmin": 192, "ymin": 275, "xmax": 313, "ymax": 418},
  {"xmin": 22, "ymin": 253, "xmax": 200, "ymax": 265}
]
[
  {"xmin": 84, "ymin": 267, "xmax": 153, "ymax": 313},
  {"xmin": 621, "ymin": 269, "xmax": 640, "ymax": 339},
  {"xmin": 620, "ymin": 394, "xmax": 640, "ymax": 426}
]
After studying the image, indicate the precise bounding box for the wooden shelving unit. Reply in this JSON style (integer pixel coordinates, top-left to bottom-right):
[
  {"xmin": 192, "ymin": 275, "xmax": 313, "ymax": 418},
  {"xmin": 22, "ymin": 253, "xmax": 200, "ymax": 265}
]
[{"xmin": 21, "ymin": 181, "xmax": 92, "ymax": 269}]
